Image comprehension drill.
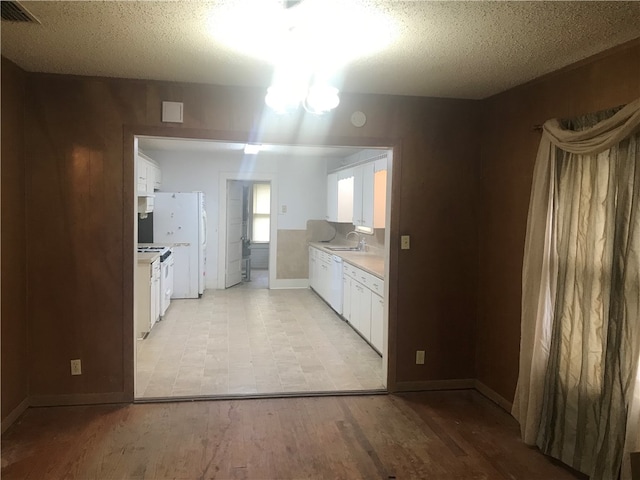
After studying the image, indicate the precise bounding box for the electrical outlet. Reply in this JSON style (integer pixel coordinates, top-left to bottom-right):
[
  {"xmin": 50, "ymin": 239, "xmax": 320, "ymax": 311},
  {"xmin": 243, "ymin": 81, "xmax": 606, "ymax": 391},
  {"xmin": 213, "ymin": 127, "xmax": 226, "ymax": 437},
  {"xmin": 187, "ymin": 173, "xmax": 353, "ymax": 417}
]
[
  {"xmin": 416, "ymin": 350, "xmax": 425, "ymax": 365},
  {"xmin": 70, "ymin": 359, "xmax": 82, "ymax": 376},
  {"xmin": 401, "ymin": 235, "xmax": 411, "ymax": 250}
]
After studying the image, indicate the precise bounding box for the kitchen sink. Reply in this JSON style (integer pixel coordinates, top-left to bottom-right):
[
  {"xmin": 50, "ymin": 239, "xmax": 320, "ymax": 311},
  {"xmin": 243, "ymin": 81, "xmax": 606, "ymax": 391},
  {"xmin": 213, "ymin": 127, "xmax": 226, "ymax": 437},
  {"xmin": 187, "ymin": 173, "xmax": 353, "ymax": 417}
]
[{"xmin": 326, "ymin": 246, "xmax": 361, "ymax": 251}]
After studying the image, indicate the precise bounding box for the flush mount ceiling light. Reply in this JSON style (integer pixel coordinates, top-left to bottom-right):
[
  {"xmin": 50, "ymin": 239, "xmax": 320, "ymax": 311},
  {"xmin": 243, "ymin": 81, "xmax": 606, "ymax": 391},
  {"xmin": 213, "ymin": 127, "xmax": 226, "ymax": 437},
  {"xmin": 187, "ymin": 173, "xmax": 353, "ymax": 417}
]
[
  {"xmin": 265, "ymin": 79, "xmax": 340, "ymax": 115},
  {"xmin": 209, "ymin": 0, "xmax": 394, "ymax": 114},
  {"xmin": 303, "ymin": 84, "xmax": 340, "ymax": 115}
]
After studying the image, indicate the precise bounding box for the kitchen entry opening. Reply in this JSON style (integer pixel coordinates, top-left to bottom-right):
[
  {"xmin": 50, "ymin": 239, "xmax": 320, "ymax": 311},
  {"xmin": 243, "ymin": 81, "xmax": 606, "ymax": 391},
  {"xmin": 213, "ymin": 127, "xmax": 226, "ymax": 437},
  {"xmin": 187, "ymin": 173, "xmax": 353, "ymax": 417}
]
[{"xmin": 132, "ymin": 135, "xmax": 391, "ymax": 402}]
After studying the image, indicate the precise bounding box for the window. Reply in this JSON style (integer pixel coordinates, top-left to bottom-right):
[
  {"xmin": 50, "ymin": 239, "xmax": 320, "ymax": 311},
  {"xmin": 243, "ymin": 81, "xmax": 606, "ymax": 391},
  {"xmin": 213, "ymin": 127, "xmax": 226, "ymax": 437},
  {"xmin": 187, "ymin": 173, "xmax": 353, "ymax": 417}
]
[{"xmin": 251, "ymin": 183, "xmax": 270, "ymax": 242}]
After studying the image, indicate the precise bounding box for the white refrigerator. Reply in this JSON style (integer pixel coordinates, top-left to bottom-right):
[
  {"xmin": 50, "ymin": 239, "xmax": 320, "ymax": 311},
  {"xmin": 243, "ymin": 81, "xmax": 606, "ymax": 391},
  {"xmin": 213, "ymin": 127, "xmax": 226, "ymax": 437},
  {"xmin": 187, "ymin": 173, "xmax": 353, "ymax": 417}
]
[{"xmin": 153, "ymin": 192, "xmax": 206, "ymax": 298}]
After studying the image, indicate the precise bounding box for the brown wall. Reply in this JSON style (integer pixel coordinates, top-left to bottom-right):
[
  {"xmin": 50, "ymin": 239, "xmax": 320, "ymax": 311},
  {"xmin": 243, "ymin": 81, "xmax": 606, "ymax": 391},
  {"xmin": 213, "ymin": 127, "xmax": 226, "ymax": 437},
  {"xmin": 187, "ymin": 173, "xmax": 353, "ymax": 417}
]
[
  {"xmin": 1, "ymin": 58, "xmax": 29, "ymax": 420},
  {"xmin": 5, "ymin": 38, "xmax": 635, "ymax": 411},
  {"xmin": 477, "ymin": 39, "xmax": 640, "ymax": 402},
  {"xmin": 17, "ymin": 72, "xmax": 479, "ymax": 402}
]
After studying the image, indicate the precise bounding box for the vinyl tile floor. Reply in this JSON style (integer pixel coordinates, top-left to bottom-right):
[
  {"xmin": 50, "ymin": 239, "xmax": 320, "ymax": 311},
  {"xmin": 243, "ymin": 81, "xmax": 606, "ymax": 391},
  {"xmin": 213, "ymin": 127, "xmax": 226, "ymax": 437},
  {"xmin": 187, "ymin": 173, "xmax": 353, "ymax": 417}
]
[{"xmin": 135, "ymin": 270, "xmax": 385, "ymax": 398}]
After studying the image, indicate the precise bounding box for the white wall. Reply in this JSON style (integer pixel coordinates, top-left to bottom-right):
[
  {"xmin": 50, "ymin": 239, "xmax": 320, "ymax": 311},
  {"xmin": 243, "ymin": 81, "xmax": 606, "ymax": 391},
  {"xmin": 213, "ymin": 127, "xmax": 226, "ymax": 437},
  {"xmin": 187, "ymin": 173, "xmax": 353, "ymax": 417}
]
[{"xmin": 144, "ymin": 149, "xmax": 328, "ymax": 289}]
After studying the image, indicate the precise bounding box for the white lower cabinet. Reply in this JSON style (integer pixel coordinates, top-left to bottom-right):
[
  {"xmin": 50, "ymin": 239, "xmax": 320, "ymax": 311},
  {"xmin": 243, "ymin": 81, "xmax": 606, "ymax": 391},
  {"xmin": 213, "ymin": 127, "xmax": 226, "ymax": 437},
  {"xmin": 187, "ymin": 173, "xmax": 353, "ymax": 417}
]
[
  {"xmin": 342, "ymin": 261, "xmax": 384, "ymax": 354},
  {"xmin": 342, "ymin": 274, "xmax": 352, "ymax": 322},
  {"xmin": 370, "ymin": 293, "xmax": 384, "ymax": 352},
  {"xmin": 352, "ymin": 281, "xmax": 371, "ymax": 340},
  {"xmin": 310, "ymin": 246, "xmax": 384, "ymax": 354}
]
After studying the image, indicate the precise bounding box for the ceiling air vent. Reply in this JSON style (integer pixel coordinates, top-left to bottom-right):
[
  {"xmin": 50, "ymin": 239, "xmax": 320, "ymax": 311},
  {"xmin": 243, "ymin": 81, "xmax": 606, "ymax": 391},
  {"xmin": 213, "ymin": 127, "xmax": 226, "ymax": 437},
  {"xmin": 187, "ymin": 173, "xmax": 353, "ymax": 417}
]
[{"xmin": 1, "ymin": 1, "xmax": 39, "ymax": 23}]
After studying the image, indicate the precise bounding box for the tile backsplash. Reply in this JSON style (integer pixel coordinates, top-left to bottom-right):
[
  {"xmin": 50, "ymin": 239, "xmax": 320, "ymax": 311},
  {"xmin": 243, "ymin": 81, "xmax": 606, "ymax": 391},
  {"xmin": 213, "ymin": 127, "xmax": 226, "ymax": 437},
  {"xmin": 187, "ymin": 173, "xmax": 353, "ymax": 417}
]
[{"xmin": 306, "ymin": 219, "xmax": 384, "ymax": 254}]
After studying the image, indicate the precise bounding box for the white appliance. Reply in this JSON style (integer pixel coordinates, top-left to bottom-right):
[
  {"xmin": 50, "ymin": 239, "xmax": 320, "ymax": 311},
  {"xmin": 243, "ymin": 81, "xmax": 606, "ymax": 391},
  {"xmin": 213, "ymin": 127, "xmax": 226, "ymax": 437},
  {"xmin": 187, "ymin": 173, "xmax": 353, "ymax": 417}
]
[
  {"xmin": 153, "ymin": 192, "xmax": 207, "ymax": 299},
  {"xmin": 329, "ymin": 255, "xmax": 343, "ymax": 314}
]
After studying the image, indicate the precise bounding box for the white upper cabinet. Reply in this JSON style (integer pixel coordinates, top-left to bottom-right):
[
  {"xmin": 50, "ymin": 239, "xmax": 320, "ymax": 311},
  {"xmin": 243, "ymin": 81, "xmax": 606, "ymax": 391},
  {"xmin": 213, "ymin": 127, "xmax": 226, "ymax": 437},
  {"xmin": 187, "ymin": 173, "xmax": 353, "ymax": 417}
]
[
  {"xmin": 352, "ymin": 158, "xmax": 386, "ymax": 229},
  {"xmin": 136, "ymin": 155, "xmax": 148, "ymax": 196},
  {"xmin": 136, "ymin": 152, "xmax": 162, "ymax": 197},
  {"xmin": 327, "ymin": 154, "xmax": 387, "ymax": 228},
  {"xmin": 326, "ymin": 171, "xmax": 354, "ymax": 223},
  {"xmin": 326, "ymin": 172, "xmax": 338, "ymax": 222}
]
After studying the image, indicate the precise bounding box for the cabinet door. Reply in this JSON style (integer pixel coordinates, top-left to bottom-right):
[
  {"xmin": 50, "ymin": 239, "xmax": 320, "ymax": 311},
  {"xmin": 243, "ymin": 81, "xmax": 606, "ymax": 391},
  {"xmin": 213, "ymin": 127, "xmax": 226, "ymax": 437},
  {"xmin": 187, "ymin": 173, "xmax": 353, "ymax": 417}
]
[
  {"xmin": 326, "ymin": 173, "xmax": 338, "ymax": 222},
  {"xmin": 337, "ymin": 176, "xmax": 354, "ymax": 222},
  {"xmin": 153, "ymin": 164, "xmax": 162, "ymax": 190},
  {"xmin": 358, "ymin": 283, "xmax": 372, "ymax": 341},
  {"xmin": 145, "ymin": 162, "xmax": 155, "ymax": 194},
  {"xmin": 370, "ymin": 293, "xmax": 384, "ymax": 353},
  {"xmin": 352, "ymin": 165, "xmax": 364, "ymax": 226},
  {"xmin": 342, "ymin": 275, "xmax": 351, "ymax": 321},
  {"xmin": 352, "ymin": 281, "xmax": 371, "ymax": 340},
  {"xmin": 318, "ymin": 259, "xmax": 329, "ymax": 300},
  {"xmin": 361, "ymin": 162, "xmax": 375, "ymax": 228},
  {"xmin": 136, "ymin": 156, "xmax": 148, "ymax": 195},
  {"xmin": 349, "ymin": 280, "xmax": 360, "ymax": 332},
  {"xmin": 373, "ymin": 169, "xmax": 387, "ymax": 229}
]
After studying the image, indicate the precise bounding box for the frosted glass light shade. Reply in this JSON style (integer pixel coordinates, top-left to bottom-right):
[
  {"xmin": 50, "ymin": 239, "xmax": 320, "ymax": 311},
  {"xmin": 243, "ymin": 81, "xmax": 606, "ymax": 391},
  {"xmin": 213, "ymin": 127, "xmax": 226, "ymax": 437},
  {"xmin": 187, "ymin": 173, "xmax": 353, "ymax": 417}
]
[{"xmin": 303, "ymin": 85, "xmax": 340, "ymax": 114}]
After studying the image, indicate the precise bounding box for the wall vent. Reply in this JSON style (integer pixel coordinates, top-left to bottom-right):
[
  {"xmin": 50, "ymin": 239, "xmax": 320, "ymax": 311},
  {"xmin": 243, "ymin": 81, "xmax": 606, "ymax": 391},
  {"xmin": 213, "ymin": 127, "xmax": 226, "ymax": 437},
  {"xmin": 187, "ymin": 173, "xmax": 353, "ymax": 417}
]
[{"xmin": 1, "ymin": 1, "xmax": 40, "ymax": 23}]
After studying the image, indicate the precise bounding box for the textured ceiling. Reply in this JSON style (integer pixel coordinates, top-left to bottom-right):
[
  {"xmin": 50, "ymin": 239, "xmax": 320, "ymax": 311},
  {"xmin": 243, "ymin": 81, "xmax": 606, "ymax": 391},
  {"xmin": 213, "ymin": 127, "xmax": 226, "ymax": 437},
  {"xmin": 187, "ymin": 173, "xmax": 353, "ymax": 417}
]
[{"xmin": 2, "ymin": 1, "xmax": 639, "ymax": 99}]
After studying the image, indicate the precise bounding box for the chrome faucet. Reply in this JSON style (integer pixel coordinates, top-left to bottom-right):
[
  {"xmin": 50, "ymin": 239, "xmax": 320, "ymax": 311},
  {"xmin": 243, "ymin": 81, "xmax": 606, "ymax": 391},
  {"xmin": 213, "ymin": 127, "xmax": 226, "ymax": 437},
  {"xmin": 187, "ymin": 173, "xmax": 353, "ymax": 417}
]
[{"xmin": 346, "ymin": 230, "xmax": 366, "ymax": 251}]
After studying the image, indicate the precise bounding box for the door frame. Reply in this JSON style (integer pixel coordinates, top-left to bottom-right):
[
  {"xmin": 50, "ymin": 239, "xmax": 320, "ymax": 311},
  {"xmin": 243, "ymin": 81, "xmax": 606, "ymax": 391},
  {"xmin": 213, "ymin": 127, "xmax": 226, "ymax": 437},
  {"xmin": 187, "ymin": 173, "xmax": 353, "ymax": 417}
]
[
  {"xmin": 218, "ymin": 172, "xmax": 277, "ymax": 289},
  {"xmin": 126, "ymin": 126, "xmax": 401, "ymax": 401}
]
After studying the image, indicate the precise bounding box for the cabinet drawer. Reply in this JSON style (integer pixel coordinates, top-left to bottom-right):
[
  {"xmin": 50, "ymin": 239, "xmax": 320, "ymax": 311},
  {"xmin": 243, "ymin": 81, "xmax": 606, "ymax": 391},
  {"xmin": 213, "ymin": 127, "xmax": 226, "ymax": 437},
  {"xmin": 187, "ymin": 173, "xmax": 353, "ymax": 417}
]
[
  {"xmin": 353, "ymin": 268, "xmax": 383, "ymax": 292},
  {"xmin": 367, "ymin": 275, "xmax": 384, "ymax": 296},
  {"xmin": 344, "ymin": 263, "xmax": 359, "ymax": 279}
]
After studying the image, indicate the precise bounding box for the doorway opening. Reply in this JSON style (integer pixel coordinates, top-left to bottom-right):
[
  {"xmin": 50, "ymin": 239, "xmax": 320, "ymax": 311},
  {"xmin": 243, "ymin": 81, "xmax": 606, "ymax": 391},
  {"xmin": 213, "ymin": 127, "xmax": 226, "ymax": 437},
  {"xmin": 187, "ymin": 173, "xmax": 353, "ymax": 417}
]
[
  {"xmin": 132, "ymin": 135, "xmax": 392, "ymax": 401},
  {"xmin": 224, "ymin": 180, "xmax": 272, "ymax": 290}
]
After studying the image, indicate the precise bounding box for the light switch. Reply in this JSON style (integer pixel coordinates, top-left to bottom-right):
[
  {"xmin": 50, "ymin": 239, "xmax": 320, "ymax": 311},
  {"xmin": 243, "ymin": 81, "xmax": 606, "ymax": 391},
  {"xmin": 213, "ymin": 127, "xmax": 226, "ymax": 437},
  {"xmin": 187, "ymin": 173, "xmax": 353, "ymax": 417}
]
[
  {"xmin": 281, "ymin": 205, "xmax": 287, "ymax": 214},
  {"xmin": 401, "ymin": 235, "xmax": 410, "ymax": 250}
]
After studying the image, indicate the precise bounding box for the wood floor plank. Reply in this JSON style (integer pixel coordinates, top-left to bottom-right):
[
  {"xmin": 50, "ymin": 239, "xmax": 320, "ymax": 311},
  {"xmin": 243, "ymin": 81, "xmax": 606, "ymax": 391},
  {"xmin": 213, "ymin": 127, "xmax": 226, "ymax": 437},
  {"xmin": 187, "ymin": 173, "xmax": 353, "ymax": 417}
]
[{"xmin": 1, "ymin": 391, "xmax": 586, "ymax": 480}]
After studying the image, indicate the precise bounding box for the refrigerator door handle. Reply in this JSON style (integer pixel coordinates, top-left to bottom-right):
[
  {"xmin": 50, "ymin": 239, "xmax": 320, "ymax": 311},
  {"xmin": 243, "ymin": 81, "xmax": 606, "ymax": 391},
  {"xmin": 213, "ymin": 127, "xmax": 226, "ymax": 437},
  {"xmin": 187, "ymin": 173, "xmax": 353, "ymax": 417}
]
[{"xmin": 202, "ymin": 210, "xmax": 207, "ymax": 247}]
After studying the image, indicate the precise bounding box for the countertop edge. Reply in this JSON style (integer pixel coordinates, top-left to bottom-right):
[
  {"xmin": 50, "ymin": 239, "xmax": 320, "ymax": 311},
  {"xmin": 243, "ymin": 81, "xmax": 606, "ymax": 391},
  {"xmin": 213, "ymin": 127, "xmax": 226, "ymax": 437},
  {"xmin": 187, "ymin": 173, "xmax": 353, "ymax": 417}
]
[{"xmin": 137, "ymin": 252, "xmax": 161, "ymax": 264}]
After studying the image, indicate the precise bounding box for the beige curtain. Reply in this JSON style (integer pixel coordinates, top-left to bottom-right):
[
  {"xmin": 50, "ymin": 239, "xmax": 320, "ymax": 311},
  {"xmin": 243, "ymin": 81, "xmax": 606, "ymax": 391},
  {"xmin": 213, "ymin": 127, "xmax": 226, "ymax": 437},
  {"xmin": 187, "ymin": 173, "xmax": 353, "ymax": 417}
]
[{"xmin": 513, "ymin": 97, "xmax": 640, "ymax": 479}]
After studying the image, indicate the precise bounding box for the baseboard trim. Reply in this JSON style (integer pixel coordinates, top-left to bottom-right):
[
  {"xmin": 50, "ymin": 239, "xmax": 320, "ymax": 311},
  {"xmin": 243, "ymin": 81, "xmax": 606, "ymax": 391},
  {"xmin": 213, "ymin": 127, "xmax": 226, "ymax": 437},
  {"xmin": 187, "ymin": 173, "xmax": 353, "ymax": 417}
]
[
  {"xmin": 474, "ymin": 380, "xmax": 513, "ymax": 412},
  {"xmin": 269, "ymin": 279, "xmax": 309, "ymax": 289},
  {"xmin": 1, "ymin": 397, "xmax": 30, "ymax": 434},
  {"xmin": 394, "ymin": 379, "xmax": 475, "ymax": 392},
  {"xmin": 29, "ymin": 392, "xmax": 131, "ymax": 407}
]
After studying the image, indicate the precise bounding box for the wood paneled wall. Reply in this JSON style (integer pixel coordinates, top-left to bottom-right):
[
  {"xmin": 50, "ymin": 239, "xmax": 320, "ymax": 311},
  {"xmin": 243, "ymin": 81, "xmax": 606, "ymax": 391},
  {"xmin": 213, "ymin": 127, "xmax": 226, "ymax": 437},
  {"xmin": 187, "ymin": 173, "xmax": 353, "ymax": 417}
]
[
  {"xmin": 4, "ymin": 38, "xmax": 636, "ymax": 411},
  {"xmin": 477, "ymin": 39, "xmax": 640, "ymax": 402},
  {"xmin": 17, "ymin": 71, "xmax": 479, "ymax": 403},
  {"xmin": 1, "ymin": 58, "xmax": 28, "ymax": 422}
]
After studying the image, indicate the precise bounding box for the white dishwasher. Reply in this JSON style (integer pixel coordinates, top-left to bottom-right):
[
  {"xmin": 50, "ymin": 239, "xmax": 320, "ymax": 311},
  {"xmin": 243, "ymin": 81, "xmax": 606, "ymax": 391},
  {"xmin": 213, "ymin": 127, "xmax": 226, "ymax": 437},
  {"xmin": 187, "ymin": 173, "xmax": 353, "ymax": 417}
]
[{"xmin": 328, "ymin": 255, "xmax": 343, "ymax": 314}]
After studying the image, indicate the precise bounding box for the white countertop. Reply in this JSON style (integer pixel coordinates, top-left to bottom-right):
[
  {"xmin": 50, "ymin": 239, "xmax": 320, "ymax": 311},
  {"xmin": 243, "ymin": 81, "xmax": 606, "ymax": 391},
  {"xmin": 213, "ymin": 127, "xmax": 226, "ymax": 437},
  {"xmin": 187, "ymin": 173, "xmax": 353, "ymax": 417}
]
[
  {"xmin": 309, "ymin": 242, "xmax": 385, "ymax": 279},
  {"xmin": 137, "ymin": 252, "xmax": 160, "ymax": 264}
]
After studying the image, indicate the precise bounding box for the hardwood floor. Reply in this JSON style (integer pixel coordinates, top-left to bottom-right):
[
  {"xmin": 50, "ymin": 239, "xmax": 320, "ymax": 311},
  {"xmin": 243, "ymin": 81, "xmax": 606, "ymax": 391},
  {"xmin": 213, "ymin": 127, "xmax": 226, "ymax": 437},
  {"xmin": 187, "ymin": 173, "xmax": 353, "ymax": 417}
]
[{"xmin": 1, "ymin": 390, "xmax": 584, "ymax": 480}]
